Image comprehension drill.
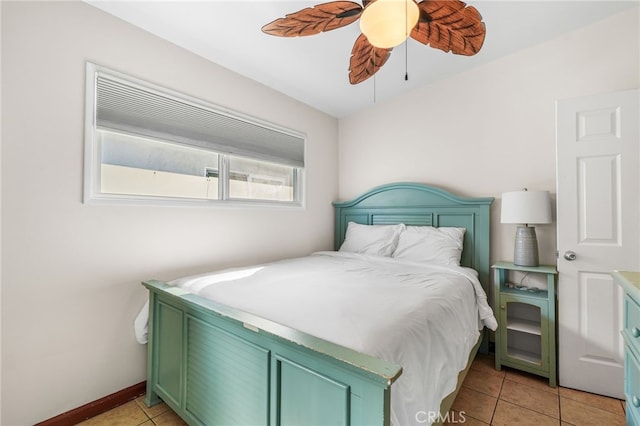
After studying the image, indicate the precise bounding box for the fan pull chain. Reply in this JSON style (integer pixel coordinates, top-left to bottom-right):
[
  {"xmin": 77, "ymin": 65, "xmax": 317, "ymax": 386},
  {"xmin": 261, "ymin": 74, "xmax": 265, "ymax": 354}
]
[
  {"xmin": 405, "ymin": 41, "xmax": 409, "ymax": 81},
  {"xmin": 404, "ymin": 0, "xmax": 409, "ymax": 81},
  {"xmin": 373, "ymin": 72, "xmax": 377, "ymax": 103},
  {"xmin": 371, "ymin": 47, "xmax": 377, "ymax": 103}
]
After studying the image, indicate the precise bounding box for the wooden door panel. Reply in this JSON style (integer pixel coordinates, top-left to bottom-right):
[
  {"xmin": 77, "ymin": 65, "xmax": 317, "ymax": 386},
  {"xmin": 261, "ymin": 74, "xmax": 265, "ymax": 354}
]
[
  {"xmin": 577, "ymin": 154, "xmax": 621, "ymax": 245},
  {"xmin": 575, "ymin": 272, "xmax": 624, "ymax": 365}
]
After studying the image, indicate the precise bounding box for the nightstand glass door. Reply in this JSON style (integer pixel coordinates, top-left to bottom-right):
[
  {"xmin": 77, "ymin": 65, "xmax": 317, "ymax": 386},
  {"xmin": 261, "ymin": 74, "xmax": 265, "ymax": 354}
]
[{"xmin": 499, "ymin": 295, "xmax": 549, "ymax": 371}]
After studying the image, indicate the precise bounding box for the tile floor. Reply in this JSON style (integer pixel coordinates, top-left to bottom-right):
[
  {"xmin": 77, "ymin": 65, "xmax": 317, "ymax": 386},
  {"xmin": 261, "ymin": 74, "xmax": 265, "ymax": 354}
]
[
  {"xmin": 78, "ymin": 352, "xmax": 626, "ymax": 425},
  {"xmin": 77, "ymin": 395, "xmax": 187, "ymax": 426},
  {"xmin": 447, "ymin": 353, "xmax": 626, "ymax": 426}
]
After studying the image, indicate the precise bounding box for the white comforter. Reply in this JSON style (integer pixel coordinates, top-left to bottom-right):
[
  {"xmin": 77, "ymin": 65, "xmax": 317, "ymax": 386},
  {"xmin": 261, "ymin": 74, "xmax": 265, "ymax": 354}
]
[{"xmin": 136, "ymin": 251, "xmax": 497, "ymax": 426}]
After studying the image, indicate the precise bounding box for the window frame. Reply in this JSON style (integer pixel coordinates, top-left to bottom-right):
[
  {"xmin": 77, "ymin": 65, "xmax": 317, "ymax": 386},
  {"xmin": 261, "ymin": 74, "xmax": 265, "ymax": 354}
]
[{"xmin": 83, "ymin": 62, "xmax": 306, "ymax": 209}]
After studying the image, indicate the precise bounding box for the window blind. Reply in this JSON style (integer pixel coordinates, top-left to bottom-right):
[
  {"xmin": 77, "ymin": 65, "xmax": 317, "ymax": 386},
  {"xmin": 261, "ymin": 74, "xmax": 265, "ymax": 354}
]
[{"xmin": 95, "ymin": 73, "xmax": 305, "ymax": 168}]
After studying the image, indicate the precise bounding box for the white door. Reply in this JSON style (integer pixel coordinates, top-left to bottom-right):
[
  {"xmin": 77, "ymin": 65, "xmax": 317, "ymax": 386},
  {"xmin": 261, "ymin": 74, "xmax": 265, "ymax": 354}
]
[{"xmin": 556, "ymin": 89, "xmax": 639, "ymax": 399}]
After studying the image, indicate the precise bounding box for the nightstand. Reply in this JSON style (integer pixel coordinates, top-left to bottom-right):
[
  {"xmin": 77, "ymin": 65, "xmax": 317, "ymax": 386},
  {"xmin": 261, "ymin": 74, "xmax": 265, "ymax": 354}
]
[{"xmin": 493, "ymin": 261, "xmax": 558, "ymax": 387}]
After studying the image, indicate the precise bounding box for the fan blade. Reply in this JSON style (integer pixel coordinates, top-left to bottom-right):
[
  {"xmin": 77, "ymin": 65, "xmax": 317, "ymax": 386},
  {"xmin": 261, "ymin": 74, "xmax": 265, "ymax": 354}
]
[
  {"xmin": 349, "ymin": 34, "xmax": 392, "ymax": 84},
  {"xmin": 262, "ymin": 1, "xmax": 363, "ymax": 37},
  {"xmin": 411, "ymin": 0, "xmax": 486, "ymax": 56}
]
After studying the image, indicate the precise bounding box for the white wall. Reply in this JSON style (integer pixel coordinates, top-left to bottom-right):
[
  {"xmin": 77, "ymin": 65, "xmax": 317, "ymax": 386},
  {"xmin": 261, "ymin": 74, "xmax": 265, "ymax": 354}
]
[
  {"xmin": 1, "ymin": 2, "xmax": 338, "ymax": 424},
  {"xmin": 338, "ymin": 7, "xmax": 639, "ymax": 267}
]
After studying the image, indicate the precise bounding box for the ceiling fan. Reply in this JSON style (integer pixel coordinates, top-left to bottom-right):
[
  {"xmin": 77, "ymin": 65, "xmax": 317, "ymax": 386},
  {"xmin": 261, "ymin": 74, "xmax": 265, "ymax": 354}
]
[{"xmin": 262, "ymin": 0, "xmax": 486, "ymax": 85}]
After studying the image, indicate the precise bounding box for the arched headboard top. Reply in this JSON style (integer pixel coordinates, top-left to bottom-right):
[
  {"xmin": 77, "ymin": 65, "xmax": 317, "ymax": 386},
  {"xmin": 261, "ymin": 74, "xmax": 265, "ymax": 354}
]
[
  {"xmin": 333, "ymin": 182, "xmax": 495, "ymax": 209},
  {"xmin": 333, "ymin": 182, "xmax": 494, "ymax": 294}
]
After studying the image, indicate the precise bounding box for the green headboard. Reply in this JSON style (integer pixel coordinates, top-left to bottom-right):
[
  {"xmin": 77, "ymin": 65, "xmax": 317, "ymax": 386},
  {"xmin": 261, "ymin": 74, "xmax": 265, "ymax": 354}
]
[{"xmin": 333, "ymin": 182, "xmax": 494, "ymax": 300}]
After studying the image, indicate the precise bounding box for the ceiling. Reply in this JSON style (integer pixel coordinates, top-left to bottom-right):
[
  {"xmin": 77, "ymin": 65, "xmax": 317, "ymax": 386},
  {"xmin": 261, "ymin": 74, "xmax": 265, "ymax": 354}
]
[{"xmin": 86, "ymin": 1, "xmax": 637, "ymax": 118}]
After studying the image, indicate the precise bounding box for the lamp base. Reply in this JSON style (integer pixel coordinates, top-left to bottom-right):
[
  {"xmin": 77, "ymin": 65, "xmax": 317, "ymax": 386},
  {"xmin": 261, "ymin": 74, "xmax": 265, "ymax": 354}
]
[{"xmin": 514, "ymin": 226, "xmax": 539, "ymax": 267}]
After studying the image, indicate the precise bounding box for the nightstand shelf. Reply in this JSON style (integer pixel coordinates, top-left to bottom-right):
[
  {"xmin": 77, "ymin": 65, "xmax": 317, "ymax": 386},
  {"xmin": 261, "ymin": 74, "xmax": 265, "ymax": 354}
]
[
  {"xmin": 507, "ymin": 318, "xmax": 542, "ymax": 335},
  {"xmin": 498, "ymin": 286, "xmax": 549, "ymax": 299},
  {"xmin": 506, "ymin": 347, "xmax": 543, "ymax": 364},
  {"xmin": 493, "ymin": 261, "xmax": 558, "ymax": 387}
]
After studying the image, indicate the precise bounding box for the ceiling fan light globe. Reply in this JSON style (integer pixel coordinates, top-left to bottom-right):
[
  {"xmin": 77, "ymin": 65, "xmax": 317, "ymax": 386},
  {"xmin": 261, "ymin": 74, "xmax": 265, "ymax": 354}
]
[{"xmin": 359, "ymin": 0, "xmax": 419, "ymax": 49}]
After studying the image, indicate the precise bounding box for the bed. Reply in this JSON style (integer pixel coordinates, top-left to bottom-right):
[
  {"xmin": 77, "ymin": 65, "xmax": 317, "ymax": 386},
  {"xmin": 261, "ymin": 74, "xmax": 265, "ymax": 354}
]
[{"xmin": 141, "ymin": 182, "xmax": 495, "ymax": 426}]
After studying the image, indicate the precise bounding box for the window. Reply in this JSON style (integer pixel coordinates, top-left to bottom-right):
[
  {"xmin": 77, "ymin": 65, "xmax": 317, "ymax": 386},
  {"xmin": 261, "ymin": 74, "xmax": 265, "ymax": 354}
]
[{"xmin": 84, "ymin": 63, "xmax": 305, "ymax": 207}]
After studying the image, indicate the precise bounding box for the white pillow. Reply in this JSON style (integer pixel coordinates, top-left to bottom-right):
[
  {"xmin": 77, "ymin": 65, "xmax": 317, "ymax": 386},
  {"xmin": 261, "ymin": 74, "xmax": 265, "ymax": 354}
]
[
  {"xmin": 392, "ymin": 226, "xmax": 466, "ymax": 266},
  {"xmin": 339, "ymin": 222, "xmax": 405, "ymax": 257}
]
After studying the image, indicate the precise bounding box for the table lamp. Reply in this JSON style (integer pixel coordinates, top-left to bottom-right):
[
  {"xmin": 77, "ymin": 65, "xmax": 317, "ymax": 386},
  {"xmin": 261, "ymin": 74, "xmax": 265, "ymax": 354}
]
[{"xmin": 501, "ymin": 189, "xmax": 552, "ymax": 267}]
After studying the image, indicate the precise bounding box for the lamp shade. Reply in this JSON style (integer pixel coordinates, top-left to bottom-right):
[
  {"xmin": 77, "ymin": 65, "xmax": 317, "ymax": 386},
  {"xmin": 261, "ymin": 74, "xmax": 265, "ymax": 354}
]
[
  {"xmin": 501, "ymin": 190, "xmax": 552, "ymax": 225},
  {"xmin": 359, "ymin": 0, "xmax": 419, "ymax": 48}
]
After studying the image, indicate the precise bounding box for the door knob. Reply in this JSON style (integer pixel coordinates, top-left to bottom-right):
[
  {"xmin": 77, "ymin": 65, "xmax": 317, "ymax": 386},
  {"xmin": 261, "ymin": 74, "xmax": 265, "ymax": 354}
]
[{"xmin": 563, "ymin": 251, "xmax": 577, "ymax": 261}]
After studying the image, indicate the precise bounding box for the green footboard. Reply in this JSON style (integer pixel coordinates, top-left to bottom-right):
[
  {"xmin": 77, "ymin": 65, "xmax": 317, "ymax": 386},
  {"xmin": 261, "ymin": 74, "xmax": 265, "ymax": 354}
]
[{"xmin": 143, "ymin": 280, "xmax": 402, "ymax": 426}]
